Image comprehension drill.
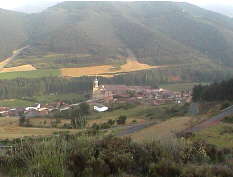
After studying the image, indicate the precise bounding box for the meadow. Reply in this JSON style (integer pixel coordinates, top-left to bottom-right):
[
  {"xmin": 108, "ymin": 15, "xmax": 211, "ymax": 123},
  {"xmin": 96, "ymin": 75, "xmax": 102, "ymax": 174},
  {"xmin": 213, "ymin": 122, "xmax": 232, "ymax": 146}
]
[
  {"xmin": 0, "ymin": 117, "xmax": 79, "ymax": 139},
  {"xmin": 159, "ymin": 82, "xmax": 209, "ymax": 92},
  {"xmin": 195, "ymin": 122, "xmax": 233, "ymax": 148},
  {"xmin": 0, "ymin": 93, "xmax": 84, "ymax": 107},
  {"xmin": 0, "ymin": 69, "xmax": 60, "ymax": 79},
  {"xmin": 0, "ymin": 99, "xmax": 34, "ymax": 107}
]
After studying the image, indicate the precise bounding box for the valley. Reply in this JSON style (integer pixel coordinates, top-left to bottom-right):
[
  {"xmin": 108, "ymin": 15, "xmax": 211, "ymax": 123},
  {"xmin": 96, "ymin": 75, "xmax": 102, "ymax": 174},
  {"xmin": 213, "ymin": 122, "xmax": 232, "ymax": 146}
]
[{"xmin": 1, "ymin": 1, "xmax": 233, "ymax": 176}]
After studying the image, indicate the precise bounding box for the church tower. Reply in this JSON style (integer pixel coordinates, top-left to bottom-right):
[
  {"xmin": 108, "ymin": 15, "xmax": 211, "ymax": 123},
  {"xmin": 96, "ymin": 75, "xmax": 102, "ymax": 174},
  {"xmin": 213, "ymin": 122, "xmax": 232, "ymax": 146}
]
[{"xmin": 93, "ymin": 76, "xmax": 99, "ymax": 92}]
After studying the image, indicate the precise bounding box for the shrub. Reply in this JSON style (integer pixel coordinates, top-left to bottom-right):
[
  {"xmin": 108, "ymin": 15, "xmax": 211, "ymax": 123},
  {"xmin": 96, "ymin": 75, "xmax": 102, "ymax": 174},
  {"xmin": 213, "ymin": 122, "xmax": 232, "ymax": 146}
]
[
  {"xmin": 148, "ymin": 158, "xmax": 181, "ymax": 177},
  {"xmin": 221, "ymin": 101, "xmax": 231, "ymax": 110},
  {"xmin": 116, "ymin": 115, "xmax": 127, "ymax": 125}
]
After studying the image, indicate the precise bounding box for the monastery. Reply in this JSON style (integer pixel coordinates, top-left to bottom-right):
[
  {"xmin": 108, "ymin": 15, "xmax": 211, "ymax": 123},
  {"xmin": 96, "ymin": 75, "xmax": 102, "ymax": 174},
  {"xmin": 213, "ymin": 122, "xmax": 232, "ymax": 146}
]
[{"xmin": 92, "ymin": 77, "xmax": 151, "ymax": 99}]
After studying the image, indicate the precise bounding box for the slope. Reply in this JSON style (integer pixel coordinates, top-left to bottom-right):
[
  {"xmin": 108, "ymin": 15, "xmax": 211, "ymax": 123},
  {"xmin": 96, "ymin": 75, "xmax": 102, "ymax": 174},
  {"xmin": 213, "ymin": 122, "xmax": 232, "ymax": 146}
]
[
  {"xmin": 2, "ymin": 1, "xmax": 233, "ymax": 75},
  {"xmin": 0, "ymin": 9, "xmax": 28, "ymax": 61}
]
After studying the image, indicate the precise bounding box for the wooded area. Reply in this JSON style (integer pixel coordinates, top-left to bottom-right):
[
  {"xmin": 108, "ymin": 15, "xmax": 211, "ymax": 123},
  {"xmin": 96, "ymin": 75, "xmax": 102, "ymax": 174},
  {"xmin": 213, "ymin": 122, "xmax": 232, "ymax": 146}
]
[
  {"xmin": 192, "ymin": 77, "xmax": 233, "ymax": 101},
  {"xmin": 0, "ymin": 77, "xmax": 92, "ymax": 100}
]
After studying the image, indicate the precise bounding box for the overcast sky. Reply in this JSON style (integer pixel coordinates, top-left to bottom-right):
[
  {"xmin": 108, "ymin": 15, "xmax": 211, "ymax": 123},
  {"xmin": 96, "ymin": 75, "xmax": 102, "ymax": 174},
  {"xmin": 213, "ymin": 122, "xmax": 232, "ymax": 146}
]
[{"xmin": 0, "ymin": 0, "xmax": 233, "ymax": 10}]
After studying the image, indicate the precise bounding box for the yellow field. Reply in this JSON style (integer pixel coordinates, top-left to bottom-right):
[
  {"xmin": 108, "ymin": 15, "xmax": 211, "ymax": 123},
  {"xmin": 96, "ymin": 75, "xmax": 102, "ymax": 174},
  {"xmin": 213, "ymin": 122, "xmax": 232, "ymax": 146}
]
[
  {"xmin": 61, "ymin": 48, "xmax": 162, "ymax": 77},
  {"xmin": 0, "ymin": 117, "xmax": 79, "ymax": 140},
  {"xmin": 0, "ymin": 64, "xmax": 36, "ymax": 73},
  {"xmin": 128, "ymin": 117, "xmax": 193, "ymax": 142},
  {"xmin": 61, "ymin": 59, "xmax": 160, "ymax": 77},
  {"xmin": 61, "ymin": 65, "xmax": 114, "ymax": 77}
]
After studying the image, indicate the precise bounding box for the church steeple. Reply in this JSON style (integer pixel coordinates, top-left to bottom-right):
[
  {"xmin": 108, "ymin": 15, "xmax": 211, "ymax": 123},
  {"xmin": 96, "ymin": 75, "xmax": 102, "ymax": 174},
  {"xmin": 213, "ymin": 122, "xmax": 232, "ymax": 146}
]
[{"xmin": 93, "ymin": 75, "xmax": 99, "ymax": 92}]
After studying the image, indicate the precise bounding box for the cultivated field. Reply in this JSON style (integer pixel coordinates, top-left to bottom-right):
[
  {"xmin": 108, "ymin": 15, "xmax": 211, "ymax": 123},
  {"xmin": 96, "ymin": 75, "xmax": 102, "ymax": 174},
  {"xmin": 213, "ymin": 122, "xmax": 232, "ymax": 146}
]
[
  {"xmin": 61, "ymin": 65, "xmax": 114, "ymax": 77},
  {"xmin": 60, "ymin": 60, "xmax": 160, "ymax": 77},
  {"xmin": 61, "ymin": 49, "xmax": 161, "ymax": 77},
  {"xmin": 0, "ymin": 69, "xmax": 60, "ymax": 79},
  {"xmin": 0, "ymin": 64, "xmax": 36, "ymax": 73},
  {"xmin": 0, "ymin": 117, "xmax": 79, "ymax": 140}
]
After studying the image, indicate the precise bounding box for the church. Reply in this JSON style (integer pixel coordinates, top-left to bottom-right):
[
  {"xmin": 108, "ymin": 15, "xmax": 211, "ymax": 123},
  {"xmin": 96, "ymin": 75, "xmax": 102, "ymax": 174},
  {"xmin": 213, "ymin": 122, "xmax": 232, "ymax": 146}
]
[{"xmin": 92, "ymin": 76, "xmax": 151, "ymax": 99}]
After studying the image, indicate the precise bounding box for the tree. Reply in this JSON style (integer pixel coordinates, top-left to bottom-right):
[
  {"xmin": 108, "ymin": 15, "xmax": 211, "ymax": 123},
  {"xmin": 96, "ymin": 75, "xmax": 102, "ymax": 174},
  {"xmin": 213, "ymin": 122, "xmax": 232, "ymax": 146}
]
[
  {"xmin": 79, "ymin": 102, "xmax": 90, "ymax": 115},
  {"xmin": 71, "ymin": 114, "xmax": 87, "ymax": 129},
  {"xmin": 116, "ymin": 115, "xmax": 127, "ymax": 125},
  {"xmin": 19, "ymin": 111, "xmax": 26, "ymax": 126}
]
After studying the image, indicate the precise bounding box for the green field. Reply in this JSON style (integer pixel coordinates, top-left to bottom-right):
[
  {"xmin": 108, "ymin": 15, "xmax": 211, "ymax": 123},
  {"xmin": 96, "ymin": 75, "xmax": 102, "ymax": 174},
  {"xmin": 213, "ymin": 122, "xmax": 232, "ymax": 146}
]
[
  {"xmin": 0, "ymin": 69, "xmax": 60, "ymax": 80},
  {"xmin": 0, "ymin": 99, "xmax": 34, "ymax": 107},
  {"xmin": 159, "ymin": 82, "xmax": 209, "ymax": 92},
  {"xmin": 0, "ymin": 93, "xmax": 84, "ymax": 107},
  {"xmin": 33, "ymin": 93, "xmax": 84, "ymax": 104}
]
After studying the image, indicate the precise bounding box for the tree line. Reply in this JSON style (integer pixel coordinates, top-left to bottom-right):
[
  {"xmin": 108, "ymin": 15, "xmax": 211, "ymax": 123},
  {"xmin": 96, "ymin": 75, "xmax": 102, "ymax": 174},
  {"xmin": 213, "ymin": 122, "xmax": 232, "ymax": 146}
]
[
  {"xmin": 0, "ymin": 76, "xmax": 93, "ymax": 100},
  {"xmin": 192, "ymin": 77, "xmax": 233, "ymax": 102}
]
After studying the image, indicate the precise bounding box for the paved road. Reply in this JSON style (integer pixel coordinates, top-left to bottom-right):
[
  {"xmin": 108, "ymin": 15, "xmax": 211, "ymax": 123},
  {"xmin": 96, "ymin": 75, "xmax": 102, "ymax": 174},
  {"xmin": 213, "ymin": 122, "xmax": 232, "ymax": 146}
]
[
  {"xmin": 187, "ymin": 105, "xmax": 233, "ymax": 133},
  {"xmin": 190, "ymin": 102, "xmax": 198, "ymax": 116},
  {"xmin": 116, "ymin": 122, "xmax": 152, "ymax": 136}
]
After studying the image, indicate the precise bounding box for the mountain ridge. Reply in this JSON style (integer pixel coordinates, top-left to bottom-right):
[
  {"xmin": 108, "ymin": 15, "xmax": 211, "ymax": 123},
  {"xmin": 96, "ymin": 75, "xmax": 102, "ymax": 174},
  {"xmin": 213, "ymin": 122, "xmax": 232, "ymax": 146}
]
[{"xmin": 1, "ymin": 1, "xmax": 233, "ymax": 73}]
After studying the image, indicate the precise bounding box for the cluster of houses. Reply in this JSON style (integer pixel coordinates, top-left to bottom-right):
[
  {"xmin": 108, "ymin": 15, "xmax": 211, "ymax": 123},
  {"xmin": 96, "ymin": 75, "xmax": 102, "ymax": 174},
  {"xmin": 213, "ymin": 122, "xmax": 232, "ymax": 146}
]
[
  {"xmin": 0, "ymin": 77, "xmax": 192, "ymax": 117},
  {"xmin": 0, "ymin": 102, "xmax": 70, "ymax": 118},
  {"xmin": 92, "ymin": 77, "xmax": 192, "ymax": 106}
]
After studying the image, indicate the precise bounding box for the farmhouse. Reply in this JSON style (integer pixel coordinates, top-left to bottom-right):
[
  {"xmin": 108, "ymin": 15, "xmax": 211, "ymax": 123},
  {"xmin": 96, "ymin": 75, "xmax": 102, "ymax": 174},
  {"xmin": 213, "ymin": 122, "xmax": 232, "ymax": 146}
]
[{"xmin": 92, "ymin": 77, "xmax": 151, "ymax": 99}]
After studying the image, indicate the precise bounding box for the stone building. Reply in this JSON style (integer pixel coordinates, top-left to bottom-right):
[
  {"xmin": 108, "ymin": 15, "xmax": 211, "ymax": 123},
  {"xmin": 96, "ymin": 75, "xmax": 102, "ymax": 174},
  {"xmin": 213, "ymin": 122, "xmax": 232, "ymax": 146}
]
[{"xmin": 92, "ymin": 77, "xmax": 151, "ymax": 99}]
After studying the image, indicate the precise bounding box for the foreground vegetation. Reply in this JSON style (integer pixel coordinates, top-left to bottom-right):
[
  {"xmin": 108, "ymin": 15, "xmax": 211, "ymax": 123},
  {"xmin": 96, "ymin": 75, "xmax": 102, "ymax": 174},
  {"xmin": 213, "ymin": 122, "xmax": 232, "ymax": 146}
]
[{"xmin": 0, "ymin": 133, "xmax": 232, "ymax": 177}]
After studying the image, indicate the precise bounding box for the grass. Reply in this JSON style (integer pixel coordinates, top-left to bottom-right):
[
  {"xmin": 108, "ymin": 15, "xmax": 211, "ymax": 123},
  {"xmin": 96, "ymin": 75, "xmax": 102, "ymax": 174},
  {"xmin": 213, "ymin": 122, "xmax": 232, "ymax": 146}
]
[
  {"xmin": 195, "ymin": 122, "xmax": 233, "ymax": 148},
  {"xmin": 129, "ymin": 116, "xmax": 193, "ymax": 143},
  {"xmin": 0, "ymin": 69, "xmax": 60, "ymax": 80},
  {"xmin": 0, "ymin": 117, "xmax": 80, "ymax": 140},
  {"xmin": 0, "ymin": 93, "xmax": 84, "ymax": 107},
  {"xmin": 159, "ymin": 82, "xmax": 209, "ymax": 92},
  {"xmin": 33, "ymin": 93, "xmax": 84, "ymax": 104},
  {"xmin": 0, "ymin": 99, "xmax": 35, "ymax": 107}
]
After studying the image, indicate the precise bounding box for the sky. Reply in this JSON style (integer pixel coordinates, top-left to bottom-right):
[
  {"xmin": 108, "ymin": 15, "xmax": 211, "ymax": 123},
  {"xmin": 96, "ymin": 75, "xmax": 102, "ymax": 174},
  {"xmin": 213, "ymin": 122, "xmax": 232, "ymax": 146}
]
[{"xmin": 0, "ymin": 0, "xmax": 233, "ymax": 10}]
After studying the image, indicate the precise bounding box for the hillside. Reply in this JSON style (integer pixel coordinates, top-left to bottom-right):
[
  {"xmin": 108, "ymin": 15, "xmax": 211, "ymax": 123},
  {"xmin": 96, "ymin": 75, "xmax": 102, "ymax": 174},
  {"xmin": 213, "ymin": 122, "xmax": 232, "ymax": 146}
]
[
  {"xmin": 0, "ymin": 9, "xmax": 28, "ymax": 61},
  {"xmin": 2, "ymin": 1, "xmax": 233, "ymax": 77}
]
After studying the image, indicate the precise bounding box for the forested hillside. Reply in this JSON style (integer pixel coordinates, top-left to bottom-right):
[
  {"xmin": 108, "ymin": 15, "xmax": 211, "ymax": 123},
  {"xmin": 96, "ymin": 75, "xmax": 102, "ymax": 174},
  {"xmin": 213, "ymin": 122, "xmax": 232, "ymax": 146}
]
[
  {"xmin": 0, "ymin": 9, "xmax": 28, "ymax": 60},
  {"xmin": 2, "ymin": 1, "xmax": 233, "ymax": 78}
]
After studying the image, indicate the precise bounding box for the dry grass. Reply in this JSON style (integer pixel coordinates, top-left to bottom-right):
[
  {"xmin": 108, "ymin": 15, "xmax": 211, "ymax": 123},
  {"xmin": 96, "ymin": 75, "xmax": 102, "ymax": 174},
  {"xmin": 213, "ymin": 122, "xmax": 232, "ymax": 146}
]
[
  {"xmin": 0, "ymin": 117, "xmax": 79, "ymax": 140},
  {"xmin": 128, "ymin": 117, "xmax": 193, "ymax": 143},
  {"xmin": 0, "ymin": 64, "xmax": 36, "ymax": 73}
]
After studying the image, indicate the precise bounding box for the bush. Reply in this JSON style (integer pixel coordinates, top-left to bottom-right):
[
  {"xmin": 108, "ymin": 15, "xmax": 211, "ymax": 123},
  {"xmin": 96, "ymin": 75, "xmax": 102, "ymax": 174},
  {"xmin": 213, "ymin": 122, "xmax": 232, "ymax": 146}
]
[
  {"xmin": 221, "ymin": 101, "xmax": 231, "ymax": 110},
  {"xmin": 116, "ymin": 115, "xmax": 127, "ymax": 125},
  {"xmin": 148, "ymin": 158, "xmax": 181, "ymax": 177}
]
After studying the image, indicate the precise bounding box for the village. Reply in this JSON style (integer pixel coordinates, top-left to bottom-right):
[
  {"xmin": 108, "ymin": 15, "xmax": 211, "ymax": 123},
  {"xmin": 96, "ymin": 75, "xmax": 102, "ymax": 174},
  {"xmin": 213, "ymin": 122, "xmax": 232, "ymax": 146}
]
[{"xmin": 0, "ymin": 77, "xmax": 192, "ymax": 117}]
